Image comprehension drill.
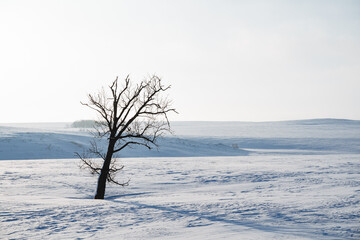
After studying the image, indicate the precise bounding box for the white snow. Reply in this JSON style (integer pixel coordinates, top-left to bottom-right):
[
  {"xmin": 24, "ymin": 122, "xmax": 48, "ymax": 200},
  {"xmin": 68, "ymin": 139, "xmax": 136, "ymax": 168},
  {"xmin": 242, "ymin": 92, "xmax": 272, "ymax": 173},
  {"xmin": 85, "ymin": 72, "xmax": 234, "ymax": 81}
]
[{"xmin": 0, "ymin": 119, "xmax": 360, "ymax": 239}]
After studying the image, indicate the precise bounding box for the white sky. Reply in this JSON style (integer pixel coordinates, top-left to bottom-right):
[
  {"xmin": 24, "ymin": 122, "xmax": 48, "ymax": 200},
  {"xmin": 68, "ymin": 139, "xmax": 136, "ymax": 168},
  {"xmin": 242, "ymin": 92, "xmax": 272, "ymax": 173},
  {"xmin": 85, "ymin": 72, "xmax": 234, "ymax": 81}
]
[{"xmin": 0, "ymin": 0, "xmax": 359, "ymax": 122}]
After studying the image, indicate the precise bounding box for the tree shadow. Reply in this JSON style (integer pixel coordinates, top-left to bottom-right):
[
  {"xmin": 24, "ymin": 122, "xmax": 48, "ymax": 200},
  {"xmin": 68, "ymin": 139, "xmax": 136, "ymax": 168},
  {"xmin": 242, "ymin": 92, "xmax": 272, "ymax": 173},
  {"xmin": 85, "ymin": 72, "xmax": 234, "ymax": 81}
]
[{"xmin": 106, "ymin": 192, "xmax": 153, "ymax": 200}]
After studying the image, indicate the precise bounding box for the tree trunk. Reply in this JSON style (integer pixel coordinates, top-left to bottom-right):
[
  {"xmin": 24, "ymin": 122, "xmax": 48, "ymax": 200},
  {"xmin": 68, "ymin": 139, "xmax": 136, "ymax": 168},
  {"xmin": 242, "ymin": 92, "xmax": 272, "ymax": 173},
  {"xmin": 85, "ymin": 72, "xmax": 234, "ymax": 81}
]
[
  {"xmin": 94, "ymin": 140, "xmax": 115, "ymax": 199},
  {"xmin": 94, "ymin": 168, "xmax": 108, "ymax": 199}
]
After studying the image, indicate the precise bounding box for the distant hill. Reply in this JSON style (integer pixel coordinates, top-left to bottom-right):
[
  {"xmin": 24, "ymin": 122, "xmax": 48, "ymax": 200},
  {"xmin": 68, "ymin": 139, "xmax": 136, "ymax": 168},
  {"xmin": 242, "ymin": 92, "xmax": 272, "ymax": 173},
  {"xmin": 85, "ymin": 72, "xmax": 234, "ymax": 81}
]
[{"xmin": 284, "ymin": 118, "xmax": 360, "ymax": 125}]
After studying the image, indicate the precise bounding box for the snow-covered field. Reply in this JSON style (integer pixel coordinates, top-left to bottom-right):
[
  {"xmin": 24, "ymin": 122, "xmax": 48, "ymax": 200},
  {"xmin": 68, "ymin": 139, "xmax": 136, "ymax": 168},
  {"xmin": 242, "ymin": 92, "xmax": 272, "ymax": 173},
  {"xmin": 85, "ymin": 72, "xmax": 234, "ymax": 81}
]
[{"xmin": 1, "ymin": 120, "xmax": 360, "ymax": 239}]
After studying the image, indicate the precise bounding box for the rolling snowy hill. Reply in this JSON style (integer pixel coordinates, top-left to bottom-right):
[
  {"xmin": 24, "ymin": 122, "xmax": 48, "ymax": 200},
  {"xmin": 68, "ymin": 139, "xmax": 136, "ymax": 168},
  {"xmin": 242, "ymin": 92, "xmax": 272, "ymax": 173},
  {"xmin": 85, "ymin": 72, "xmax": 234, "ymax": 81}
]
[{"xmin": 1, "ymin": 119, "xmax": 360, "ymax": 160}]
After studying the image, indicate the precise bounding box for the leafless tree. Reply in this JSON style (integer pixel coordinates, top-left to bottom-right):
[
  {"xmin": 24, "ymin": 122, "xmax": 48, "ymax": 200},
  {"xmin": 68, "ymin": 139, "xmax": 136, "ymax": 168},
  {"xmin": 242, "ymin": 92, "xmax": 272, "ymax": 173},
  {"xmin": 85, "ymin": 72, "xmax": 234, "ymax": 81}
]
[{"xmin": 77, "ymin": 75, "xmax": 177, "ymax": 199}]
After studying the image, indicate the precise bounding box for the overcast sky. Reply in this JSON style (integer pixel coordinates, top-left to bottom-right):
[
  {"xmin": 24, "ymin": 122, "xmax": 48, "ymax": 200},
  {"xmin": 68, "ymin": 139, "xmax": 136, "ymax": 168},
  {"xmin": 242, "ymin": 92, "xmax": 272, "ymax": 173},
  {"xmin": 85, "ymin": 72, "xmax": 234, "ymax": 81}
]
[{"xmin": 0, "ymin": 0, "xmax": 359, "ymax": 122}]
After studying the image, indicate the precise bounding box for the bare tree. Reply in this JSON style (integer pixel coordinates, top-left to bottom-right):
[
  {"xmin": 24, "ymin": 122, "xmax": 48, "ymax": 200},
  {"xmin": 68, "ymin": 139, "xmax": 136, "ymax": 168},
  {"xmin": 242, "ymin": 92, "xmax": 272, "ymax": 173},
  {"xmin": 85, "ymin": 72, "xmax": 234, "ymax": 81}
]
[{"xmin": 77, "ymin": 75, "xmax": 177, "ymax": 199}]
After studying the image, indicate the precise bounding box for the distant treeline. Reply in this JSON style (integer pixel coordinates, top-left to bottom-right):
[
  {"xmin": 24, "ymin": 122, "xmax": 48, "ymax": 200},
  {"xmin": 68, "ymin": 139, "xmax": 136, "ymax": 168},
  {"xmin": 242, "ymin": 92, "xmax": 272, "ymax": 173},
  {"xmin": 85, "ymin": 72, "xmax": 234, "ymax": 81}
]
[{"xmin": 71, "ymin": 120, "xmax": 96, "ymax": 128}]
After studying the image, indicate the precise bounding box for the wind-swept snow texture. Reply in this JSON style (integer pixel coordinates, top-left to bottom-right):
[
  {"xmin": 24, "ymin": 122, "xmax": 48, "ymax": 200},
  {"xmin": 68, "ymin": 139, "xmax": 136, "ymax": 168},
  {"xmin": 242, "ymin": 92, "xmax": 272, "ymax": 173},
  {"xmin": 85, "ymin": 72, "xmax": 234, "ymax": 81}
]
[{"xmin": 0, "ymin": 119, "xmax": 360, "ymax": 239}]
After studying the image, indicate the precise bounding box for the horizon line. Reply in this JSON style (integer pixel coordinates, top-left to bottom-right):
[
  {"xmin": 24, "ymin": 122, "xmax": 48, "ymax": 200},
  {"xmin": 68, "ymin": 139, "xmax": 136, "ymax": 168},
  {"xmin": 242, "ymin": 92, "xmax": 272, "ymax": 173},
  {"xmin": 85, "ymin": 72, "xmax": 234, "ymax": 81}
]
[{"xmin": 1, "ymin": 117, "xmax": 360, "ymax": 125}]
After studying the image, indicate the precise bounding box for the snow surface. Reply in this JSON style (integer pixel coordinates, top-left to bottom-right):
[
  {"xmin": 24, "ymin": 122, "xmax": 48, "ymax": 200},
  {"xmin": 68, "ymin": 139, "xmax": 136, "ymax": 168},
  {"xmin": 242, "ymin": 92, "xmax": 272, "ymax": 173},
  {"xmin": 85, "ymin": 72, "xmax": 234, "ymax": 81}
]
[{"xmin": 0, "ymin": 119, "xmax": 360, "ymax": 239}]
